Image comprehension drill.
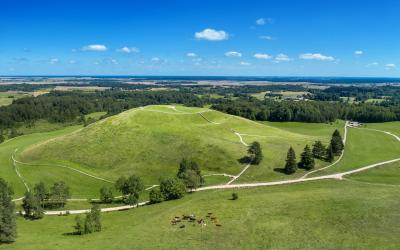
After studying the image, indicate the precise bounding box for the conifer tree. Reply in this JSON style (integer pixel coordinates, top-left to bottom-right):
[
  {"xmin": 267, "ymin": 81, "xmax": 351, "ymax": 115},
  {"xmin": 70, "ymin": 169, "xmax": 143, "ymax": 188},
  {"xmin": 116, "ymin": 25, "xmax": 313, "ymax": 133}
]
[
  {"xmin": 0, "ymin": 178, "xmax": 16, "ymax": 243},
  {"xmin": 298, "ymin": 145, "xmax": 315, "ymax": 170},
  {"xmin": 284, "ymin": 147, "xmax": 297, "ymax": 175},
  {"xmin": 312, "ymin": 141, "xmax": 326, "ymax": 159},
  {"xmin": 326, "ymin": 145, "xmax": 334, "ymax": 162},
  {"xmin": 330, "ymin": 129, "xmax": 344, "ymax": 155}
]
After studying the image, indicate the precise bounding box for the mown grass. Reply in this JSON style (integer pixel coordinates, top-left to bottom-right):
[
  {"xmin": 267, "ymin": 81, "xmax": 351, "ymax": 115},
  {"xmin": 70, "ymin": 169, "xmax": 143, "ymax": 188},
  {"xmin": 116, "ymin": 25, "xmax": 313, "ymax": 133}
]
[
  {"xmin": 362, "ymin": 121, "xmax": 400, "ymax": 137},
  {"xmin": 347, "ymin": 161, "xmax": 400, "ymax": 185},
  {"xmin": 3, "ymin": 180, "xmax": 400, "ymax": 250},
  {"xmin": 315, "ymin": 127, "xmax": 400, "ymax": 176}
]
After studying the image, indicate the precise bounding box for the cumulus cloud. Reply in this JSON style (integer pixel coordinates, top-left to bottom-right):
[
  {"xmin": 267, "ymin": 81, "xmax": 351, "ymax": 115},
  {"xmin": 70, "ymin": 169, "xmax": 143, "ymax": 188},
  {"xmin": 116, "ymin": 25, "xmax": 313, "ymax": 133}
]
[
  {"xmin": 385, "ymin": 63, "xmax": 396, "ymax": 68},
  {"xmin": 299, "ymin": 53, "xmax": 335, "ymax": 61},
  {"xmin": 117, "ymin": 46, "xmax": 140, "ymax": 53},
  {"xmin": 195, "ymin": 28, "xmax": 229, "ymax": 41},
  {"xmin": 187, "ymin": 52, "xmax": 197, "ymax": 57},
  {"xmin": 151, "ymin": 57, "xmax": 161, "ymax": 62},
  {"xmin": 254, "ymin": 53, "xmax": 272, "ymax": 60},
  {"xmin": 354, "ymin": 50, "xmax": 363, "ymax": 55},
  {"xmin": 256, "ymin": 18, "xmax": 272, "ymax": 26},
  {"xmin": 50, "ymin": 58, "xmax": 59, "ymax": 64},
  {"xmin": 240, "ymin": 61, "xmax": 251, "ymax": 66},
  {"xmin": 275, "ymin": 53, "xmax": 292, "ymax": 62},
  {"xmin": 82, "ymin": 44, "xmax": 108, "ymax": 51},
  {"xmin": 225, "ymin": 51, "xmax": 242, "ymax": 57}
]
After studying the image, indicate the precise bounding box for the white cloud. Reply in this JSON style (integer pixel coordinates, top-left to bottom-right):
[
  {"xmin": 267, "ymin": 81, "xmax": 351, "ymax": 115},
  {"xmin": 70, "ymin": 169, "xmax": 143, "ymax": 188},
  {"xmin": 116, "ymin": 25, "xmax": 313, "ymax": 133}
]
[
  {"xmin": 117, "ymin": 46, "xmax": 139, "ymax": 53},
  {"xmin": 50, "ymin": 58, "xmax": 59, "ymax": 64},
  {"xmin": 195, "ymin": 28, "xmax": 229, "ymax": 41},
  {"xmin": 151, "ymin": 57, "xmax": 161, "ymax": 62},
  {"xmin": 275, "ymin": 53, "xmax": 292, "ymax": 62},
  {"xmin": 299, "ymin": 53, "xmax": 335, "ymax": 61},
  {"xmin": 259, "ymin": 35, "xmax": 275, "ymax": 41},
  {"xmin": 256, "ymin": 18, "xmax": 266, "ymax": 25},
  {"xmin": 385, "ymin": 63, "xmax": 396, "ymax": 68},
  {"xmin": 69, "ymin": 60, "xmax": 76, "ymax": 64},
  {"xmin": 187, "ymin": 52, "xmax": 197, "ymax": 57},
  {"xmin": 82, "ymin": 44, "xmax": 108, "ymax": 51},
  {"xmin": 254, "ymin": 53, "xmax": 272, "ymax": 60},
  {"xmin": 240, "ymin": 61, "xmax": 251, "ymax": 66},
  {"xmin": 225, "ymin": 51, "xmax": 242, "ymax": 57},
  {"xmin": 354, "ymin": 50, "xmax": 363, "ymax": 55},
  {"xmin": 256, "ymin": 18, "xmax": 272, "ymax": 26},
  {"xmin": 192, "ymin": 57, "xmax": 202, "ymax": 62},
  {"xmin": 110, "ymin": 59, "xmax": 118, "ymax": 65},
  {"xmin": 366, "ymin": 62, "xmax": 379, "ymax": 67}
]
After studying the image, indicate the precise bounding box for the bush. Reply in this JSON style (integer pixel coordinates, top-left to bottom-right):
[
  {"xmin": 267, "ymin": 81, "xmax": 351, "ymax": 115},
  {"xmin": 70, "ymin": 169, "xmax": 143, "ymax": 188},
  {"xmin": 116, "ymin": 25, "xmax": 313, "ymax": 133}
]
[
  {"xmin": 149, "ymin": 188, "xmax": 164, "ymax": 204},
  {"xmin": 231, "ymin": 193, "xmax": 238, "ymax": 200},
  {"xmin": 160, "ymin": 177, "xmax": 186, "ymax": 201}
]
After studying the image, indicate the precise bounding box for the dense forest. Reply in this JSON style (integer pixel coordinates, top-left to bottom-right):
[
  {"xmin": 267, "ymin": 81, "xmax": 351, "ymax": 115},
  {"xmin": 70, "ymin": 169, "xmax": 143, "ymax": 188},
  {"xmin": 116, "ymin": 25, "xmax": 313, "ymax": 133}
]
[{"xmin": 211, "ymin": 96, "xmax": 400, "ymax": 123}]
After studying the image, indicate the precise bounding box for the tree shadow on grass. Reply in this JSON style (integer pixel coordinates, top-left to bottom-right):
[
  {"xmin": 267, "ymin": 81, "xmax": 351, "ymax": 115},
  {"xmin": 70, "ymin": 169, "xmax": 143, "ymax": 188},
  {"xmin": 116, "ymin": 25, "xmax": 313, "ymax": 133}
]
[
  {"xmin": 238, "ymin": 156, "xmax": 251, "ymax": 164},
  {"xmin": 273, "ymin": 167, "xmax": 287, "ymax": 174}
]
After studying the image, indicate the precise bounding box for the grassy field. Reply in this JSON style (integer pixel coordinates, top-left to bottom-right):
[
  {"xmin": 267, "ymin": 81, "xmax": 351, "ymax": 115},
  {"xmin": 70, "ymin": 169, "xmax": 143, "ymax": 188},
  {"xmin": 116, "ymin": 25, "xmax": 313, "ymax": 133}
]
[
  {"xmin": 19, "ymin": 105, "xmax": 339, "ymax": 190},
  {"xmin": 362, "ymin": 122, "xmax": 400, "ymax": 136},
  {"xmin": 347, "ymin": 161, "xmax": 400, "ymax": 185},
  {"xmin": 3, "ymin": 180, "xmax": 400, "ymax": 250},
  {"xmin": 0, "ymin": 92, "xmax": 31, "ymax": 106},
  {"xmin": 314, "ymin": 127, "xmax": 400, "ymax": 176}
]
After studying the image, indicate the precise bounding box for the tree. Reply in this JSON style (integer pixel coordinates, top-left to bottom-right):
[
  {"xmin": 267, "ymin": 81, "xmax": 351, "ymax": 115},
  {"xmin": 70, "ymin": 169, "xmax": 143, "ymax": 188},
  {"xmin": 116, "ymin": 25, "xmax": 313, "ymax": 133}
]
[
  {"xmin": 177, "ymin": 159, "xmax": 204, "ymax": 189},
  {"xmin": 248, "ymin": 141, "xmax": 263, "ymax": 165},
  {"xmin": 160, "ymin": 177, "xmax": 186, "ymax": 201},
  {"xmin": 284, "ymin": 147, "xmax": 297, "ymax": 175},
  {"xmin": 99, "ymin": 186, "xmax": 113, "ymax": 203},
  {"xmin": 22, "ymin": 191, "xmax": 44, "ymax": 220},
  {"xmin": 149, "ymin": 188, "xmax": 164, "ymax": 204},
  {"xmin": 49, "ymin": 181, "xmax": 70, "ymax": 208},
  {"xmin": 115, "ymin": 175, "xmax": 144, "ymax": 205},
  {"xmin": 74, "ymin": 205, "xmax": 102, "ymax": 235},
  {"xmin": 326, "ymin": 145, "xmax": 334, "ymax": 162},
  {"xmin": 298, "ymin": 145, "xmax": 315, "ymax": 170},
  {"xmin": 312, "ymin": 141, "xmax": 326, "ymax": 159},
  {"xmin": 0, "ymin": 133, "xmax": 5, "ymax": 144},
  {"xmin": 33, "ymin": 182, "xmax": 48, "ymax": 208},
  {"xmin": 74, "ymin": 215, "xmax": 85, "ymax": 235},
  {"xmin": 330, "ymin": 129, "xmax": 344, "ymax": 155},
  {"xmin": 0, "ymin": 178, "xmax": 16, "ymax": 243}
]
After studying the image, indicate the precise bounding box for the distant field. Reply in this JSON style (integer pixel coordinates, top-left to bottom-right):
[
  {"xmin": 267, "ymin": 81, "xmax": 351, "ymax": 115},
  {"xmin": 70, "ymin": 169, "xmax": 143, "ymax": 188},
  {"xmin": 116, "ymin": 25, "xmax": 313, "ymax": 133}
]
[
  {"xmin": 4, "ymin": 180, "xmax": 400, "ymax": 250},
  {"xmin": 0, "ymin": 91, "xmax": 31, "ymax": 106},
  {"xmin": 54, "ymin": 86, "xmax": 110, "ymax": 91}
]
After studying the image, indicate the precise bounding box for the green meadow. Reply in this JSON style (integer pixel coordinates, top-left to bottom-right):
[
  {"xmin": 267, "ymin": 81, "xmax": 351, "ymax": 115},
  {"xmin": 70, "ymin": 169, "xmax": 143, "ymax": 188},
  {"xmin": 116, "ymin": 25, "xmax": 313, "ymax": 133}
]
[{"xmin": 3, "ymin": 180, "xmax": 400, "ymax": 250}]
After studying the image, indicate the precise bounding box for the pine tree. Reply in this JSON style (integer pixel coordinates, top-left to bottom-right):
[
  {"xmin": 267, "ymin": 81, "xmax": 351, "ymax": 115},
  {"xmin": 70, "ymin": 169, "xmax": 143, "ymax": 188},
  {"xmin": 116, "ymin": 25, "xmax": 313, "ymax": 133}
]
[
  {"xmin": 248, "ymin": 141, "xmax": 263, "ymax": 165},
  {"xmin": 298, "ymin": 145, "xmax": 315, "ymax": 170},
  {"xmin": 312, "ymin": 141, "xmax": 326, "ymax": 159},
  {"xmin": 326, "ymin": 145, "xmax": 334, "ymax": 162},
  {"xmin": 284, "ymin": 147, "xmax": 297, "ymax": 175},
  {"xmin": 0, "ymin": 178, "xmax": 16, "ymax": 243},
  {"xmin": 330, "ymin": 129, "xmax": 344, "ymax": 155}
]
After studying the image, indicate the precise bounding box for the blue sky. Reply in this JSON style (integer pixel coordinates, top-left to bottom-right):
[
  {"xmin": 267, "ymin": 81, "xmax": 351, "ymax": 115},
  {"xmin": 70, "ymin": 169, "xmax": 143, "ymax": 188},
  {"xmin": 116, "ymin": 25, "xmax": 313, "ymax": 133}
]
[{"xmin": 1, "ymin": 0, "xmax": 399, "ymax": 76}]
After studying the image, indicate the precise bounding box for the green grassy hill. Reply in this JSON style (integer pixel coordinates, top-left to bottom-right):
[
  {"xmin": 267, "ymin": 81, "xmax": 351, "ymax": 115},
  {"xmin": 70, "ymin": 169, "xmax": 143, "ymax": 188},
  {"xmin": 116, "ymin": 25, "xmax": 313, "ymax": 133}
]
[{"xmin": 18, "ymin": 105, "xmax": 339, "ymax": 193}]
